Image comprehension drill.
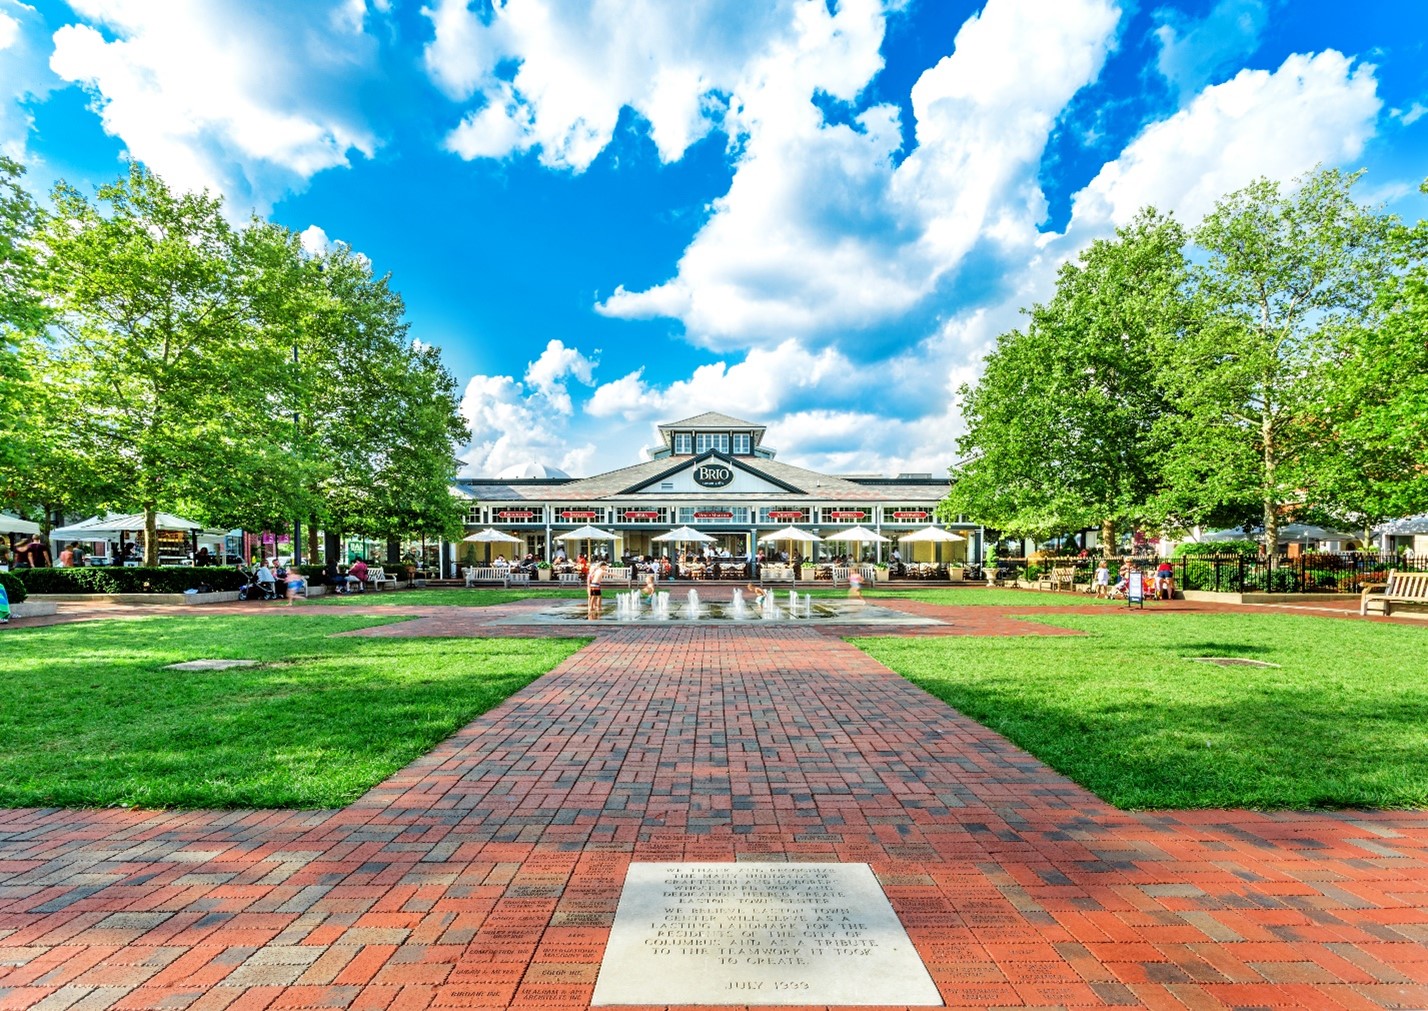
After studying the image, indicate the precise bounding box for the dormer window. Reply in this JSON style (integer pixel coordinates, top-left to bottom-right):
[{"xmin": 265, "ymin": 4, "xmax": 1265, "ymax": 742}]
[
  {"xmin": 674, "ymin": 433, "xmax": 693, "ymax": 454},
  {"xmin": 696, "ymin": 433, "xmax": 730, "ymax": 453},
  {"xmin": 733, "ymin": 433, "xmax": 751, "ymax": 455}
]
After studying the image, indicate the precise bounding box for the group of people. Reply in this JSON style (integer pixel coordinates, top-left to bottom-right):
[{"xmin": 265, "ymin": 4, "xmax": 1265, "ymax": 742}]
[
  {"xmin": 1, "ymin": 536, "xmax": 52, "ymax": 570},
  {"xmin": 1092, "ymin": 559, "xmax": 1176, "ymax": 600},
  {"xmin": 240, "ymin": 557, "xmax": 372, "ymax": 605}
]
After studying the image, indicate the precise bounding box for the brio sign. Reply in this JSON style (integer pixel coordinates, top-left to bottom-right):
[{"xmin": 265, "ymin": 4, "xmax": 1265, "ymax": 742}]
[{"xmin": 693, "ymin": 464, "xmax": 734, "ymax": 488}]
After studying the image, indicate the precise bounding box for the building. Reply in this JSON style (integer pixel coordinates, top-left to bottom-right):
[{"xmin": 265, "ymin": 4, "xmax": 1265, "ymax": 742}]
[{"xmin": 452, "ymin": 412, "xmax": 974, "ymax": 566}]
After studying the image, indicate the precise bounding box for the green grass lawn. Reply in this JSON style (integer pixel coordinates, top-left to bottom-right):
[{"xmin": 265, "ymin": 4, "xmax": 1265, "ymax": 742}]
[
  {"xmin": 854, "ymin": 612, "xmax": 1428, "ymax": 810},
  {"xmin": 0, "ymin": 614, "xmax": 587, "ymax": 808},
  {"xmin": 307, "ymin": 587, "xmax": 587, "ymax": 607}
]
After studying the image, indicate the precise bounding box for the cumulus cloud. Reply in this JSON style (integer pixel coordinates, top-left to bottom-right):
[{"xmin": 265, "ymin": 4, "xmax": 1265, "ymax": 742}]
[
  {"xmin": 1066, "ymin": 50, "xmax": 1381, "ymax": 233},
  {"xmin": 1154, "ymin": 0, "xmax": 1269, "ymax": 100},
  {"xmin": 598, "ymin": 0, "xmax": 1121, "ymax": 354},
  {"xmin": 523, "ymin": 339, "xmax": 598, "ymax": 415},
  {"xmin": 424, "ymin": 0, "xmax": 810, "ymax": 170},
  {"xmin": 458, "ymin": 372, "xmax": 596, "ymax": 477},
  {"xmin": 48, "ymin": 0, "xmax": 384, "ymax": 211}
]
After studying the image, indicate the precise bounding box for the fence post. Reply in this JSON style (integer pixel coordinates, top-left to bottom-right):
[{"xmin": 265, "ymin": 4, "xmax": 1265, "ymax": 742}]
[{"xmin": 1237, "ymin": 554, "xmax": 1246, "ymax": 592}]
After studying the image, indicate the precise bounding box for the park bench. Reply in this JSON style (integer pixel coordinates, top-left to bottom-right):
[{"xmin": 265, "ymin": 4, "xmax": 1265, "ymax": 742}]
[
  {"xmin": 1046, "ymin": 566, "xmax": 1078, "ymax": 592},
  {"xmin": 1360, "ymin": 570, "xmax": 1428, "ymax": 617},
  {"xmin": 557, "ymin": 572, "xmax": 583, "ymax": 587},
  {"xmin": 760, "ymin": 564, "xmax": 795, "ymax": 584},
  {"xmin": 366, "ymin": 567, "xmax": 398, "ymax": 591},
  {"xmin": 464, "ymin": 566, "xmax": 513, "ymax": 587}
]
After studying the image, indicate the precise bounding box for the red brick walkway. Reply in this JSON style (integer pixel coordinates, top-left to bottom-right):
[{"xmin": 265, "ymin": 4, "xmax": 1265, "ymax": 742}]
[{"xmin": 2, "ymin": 618, "xmax": 1427, "ymax": 1009}]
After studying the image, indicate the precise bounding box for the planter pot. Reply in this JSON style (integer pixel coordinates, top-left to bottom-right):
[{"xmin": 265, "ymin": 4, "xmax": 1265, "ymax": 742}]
[{"xmin": 537, "ymin": 568, "xmax": 552, "ymax": 581}]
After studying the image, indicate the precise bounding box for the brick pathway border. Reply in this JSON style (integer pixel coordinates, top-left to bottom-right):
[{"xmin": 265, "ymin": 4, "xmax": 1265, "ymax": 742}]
[{"xmin": 1, "ymin": 596, "xmax": 1426, "ymax": 1010}]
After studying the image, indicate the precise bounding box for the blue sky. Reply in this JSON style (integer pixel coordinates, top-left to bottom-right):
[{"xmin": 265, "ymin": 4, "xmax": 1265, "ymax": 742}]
[{"xmin": 4, "ymin": 0, "xmax": 1427, "ymax": 477}]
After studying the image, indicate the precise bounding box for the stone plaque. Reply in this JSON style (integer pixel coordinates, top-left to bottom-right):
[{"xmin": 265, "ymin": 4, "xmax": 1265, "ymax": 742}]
[{"xmin": 591, "ymin": 862, "xmax": 942, "ymax": 1006}]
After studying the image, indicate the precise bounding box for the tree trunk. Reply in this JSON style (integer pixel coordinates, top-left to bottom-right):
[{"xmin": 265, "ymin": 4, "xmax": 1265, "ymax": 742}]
[
  {"xmin": 144, "ymin": 504, "xmax": 158, "ymax": 566},
  {"xmin": 307, "ymin": 516, "xmax": 320, "ymax": 564},
  {"xmin": 1101, "ymin": 518, "xmax": 1116, "ymax": 557},
  {"xmin": 1262, "ymin": 415, "xmax": 1279, "ymax": 561},
  {"xmin": 324, "ymin": 530, "xmax": 341, "ymax": 567}
]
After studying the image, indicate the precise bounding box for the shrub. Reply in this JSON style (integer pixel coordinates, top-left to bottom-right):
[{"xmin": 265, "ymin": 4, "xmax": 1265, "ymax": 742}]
[
  {"xmin": 16, "ymin": 566, "xmax": 248, "ymax": 594},
  {"xmin": 0, "ymin": 571, "xmax": 27, "ymax": 603}
]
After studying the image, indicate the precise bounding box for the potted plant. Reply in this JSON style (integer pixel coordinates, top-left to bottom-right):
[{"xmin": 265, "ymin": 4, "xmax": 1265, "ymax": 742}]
[
  {"xmin": 537, "ymin": 561, "xmax": 551, "ymax": 581},
  {"xmin": 984, "ymin": 548, "xmax": 998, "ymax": 586}
]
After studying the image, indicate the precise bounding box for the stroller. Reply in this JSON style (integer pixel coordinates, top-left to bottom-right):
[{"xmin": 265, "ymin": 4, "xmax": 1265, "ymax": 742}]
[{"xmin": 237, "ymin": 568, "xmax": 281, "ymax": 601}]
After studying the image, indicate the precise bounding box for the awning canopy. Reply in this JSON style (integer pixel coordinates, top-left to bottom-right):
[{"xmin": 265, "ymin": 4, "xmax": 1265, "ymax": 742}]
[
  {"xmin": 897, "ymin": 525, "xmax": 965, "ymax": 543},
  {"xmin": 651, "ymin": 526, "xmax": 716, "ymax": 543}
]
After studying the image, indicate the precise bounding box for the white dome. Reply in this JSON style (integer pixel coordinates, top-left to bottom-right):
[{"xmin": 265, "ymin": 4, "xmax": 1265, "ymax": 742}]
[{"xmin": 496, "ymin": 461, "xmax": 570, "ymax": 479}]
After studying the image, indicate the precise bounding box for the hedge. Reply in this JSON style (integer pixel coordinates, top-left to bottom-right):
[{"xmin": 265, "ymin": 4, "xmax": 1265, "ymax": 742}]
[
  {"xmin": 1173, "ymin": 540, "xmax": 1261, "ymax": 557},
  {"xmin": 0, "ymin": 571, "xmax": 27, "ymax": 603},
  {"xmin": 15, "ymin": 566, "xmax": 248, "ymax": 594}
]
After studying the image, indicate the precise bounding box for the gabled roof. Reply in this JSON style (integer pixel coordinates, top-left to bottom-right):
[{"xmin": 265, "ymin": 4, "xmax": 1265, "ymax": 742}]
[
  {"xmin": 657, "ymin": 412, "xmax": 764, "ymax": 431},
  {"xmin": 618, "ymin": 450, "xmax": 805, "ymax": 496}
]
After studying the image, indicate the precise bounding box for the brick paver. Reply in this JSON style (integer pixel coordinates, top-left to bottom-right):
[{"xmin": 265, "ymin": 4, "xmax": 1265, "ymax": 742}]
[{"xmin": 2, "ymin": 599, "xmax": 1427, "ymax": 1010}]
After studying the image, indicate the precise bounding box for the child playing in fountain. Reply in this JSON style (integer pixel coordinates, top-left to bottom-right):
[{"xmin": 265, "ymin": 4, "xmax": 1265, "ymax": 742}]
[
  {"xmin": 639, "ymin": 572, "xmax": 657, "ymax": 606},
  {"xmin": 746, "ymin": 582, "xmax": 767, "ymax": 603}
]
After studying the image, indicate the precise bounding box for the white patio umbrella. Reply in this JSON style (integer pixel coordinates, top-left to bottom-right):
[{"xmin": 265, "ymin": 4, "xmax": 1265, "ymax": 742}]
[
  {"xmin": 556, "ymin": 524, "xmax": 617, "ymax": 541},
  {"xmin": 897, "ymin": 524, "xmax": 965, "ymax": 565},
  {"xmin": 651, "ymin": 525, "xmax": 715, "ymax": 543},
  {"xmin": 758, "ymin": 525, "xmax": 822, "ymax": 543},
  {"xmin": 823, "ymin": 524, "xmax": 891, "ymax": 563},
  {"xmin": 896, "ymin": 525, "xmax": 965, "ymax": 543},
  {"xmin": 461, "ymin": 527, "xmax": 523, "ymax": 564}
]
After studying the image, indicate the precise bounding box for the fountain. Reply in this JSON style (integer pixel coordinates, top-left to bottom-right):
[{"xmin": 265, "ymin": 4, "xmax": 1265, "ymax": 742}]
[
  {"xmin": 762, "ymin": 589, "xmax": 778, "ymax": 620},
  {"xmin": 730, "ymin": 588, "xmax": 747, "ymax": 620},
  {"xmin": 653, "ymin": 591, "xmax": 670, "ymax": 620},
  {"xmin": 684, "ymin": 588, "xmax": 701, "ymax": 620},
  {"xmin": 615, "ymin": 591, "xmax": 639, "ymax": 620}
]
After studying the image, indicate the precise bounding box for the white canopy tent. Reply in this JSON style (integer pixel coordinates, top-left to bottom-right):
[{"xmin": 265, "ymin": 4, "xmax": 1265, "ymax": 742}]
[
  {"xmin": 50, "ymin": 512, "xmax": 204, "ymax": 539},
  {"xmin": 0, "ymin": 514, "xmax": 42, "ymax": 536}
]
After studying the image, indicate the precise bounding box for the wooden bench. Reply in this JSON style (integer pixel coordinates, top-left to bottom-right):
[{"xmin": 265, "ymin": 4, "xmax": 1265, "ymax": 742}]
[
  {"xmin": 557, "ymin": 572, "xmax": 583, "ymax": 587},
  {"xmin": 1361, "ymin": 570, "xmax": 1428, "ymax": 616},
  {"xmin": 1050, "ymin": 566, "xmax": 1077, "ymax": 592}
]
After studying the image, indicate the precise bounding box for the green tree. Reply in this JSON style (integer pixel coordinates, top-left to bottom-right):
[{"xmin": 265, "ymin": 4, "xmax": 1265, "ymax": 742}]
[
  {"xmin": 1317, "ymin": 180, "xmax": 1428, "ymax": 537},
  {"xmin": 40, "ymin": 164, "xmax": 292, "ymax": 563},
  {"xmin": 0, "ymin": 157, "xmax": 49, "ymax": 514},
  {"xmin": 943, "ymin": 209, "xmax": 1189, "ymax": 554},
  {"xmin": 1157, "ymin": 168, "xmax": 1395, "ymax": 558}
]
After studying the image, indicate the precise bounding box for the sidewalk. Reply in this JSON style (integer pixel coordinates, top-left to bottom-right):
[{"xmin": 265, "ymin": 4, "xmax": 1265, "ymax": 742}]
[{"xmin": 1, "ymin": 618, "xmax": 1426, "ymax": 1009}]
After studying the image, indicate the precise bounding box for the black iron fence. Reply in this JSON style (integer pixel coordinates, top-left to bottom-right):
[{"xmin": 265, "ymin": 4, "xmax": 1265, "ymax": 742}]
[{"xmin": 991, "ymin": 552, "xmax": 1428, "ymax": 595}]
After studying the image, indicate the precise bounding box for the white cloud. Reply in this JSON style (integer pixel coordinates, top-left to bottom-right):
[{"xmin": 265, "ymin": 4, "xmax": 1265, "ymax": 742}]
[
  {"xmin": 1154, "ymin": 0, "xmax": 1269, "ymax": 100},
  {"xmin": 1066, "ymin": 50, "xmax": 1381, "ymax": 233},
  {"xmin": 424, "ymin": 0, "xmax": 813, "ymax": 170},
  {"xmin": 1393, "ymin": 101, "xmax": 1427, "ymax": 127},
  {"xmin": 0, "ymin": 1, "xmax": 57, "ymax": 160},
  {"xmin": 523, "ymin": 338, "xmax": 598, "ymax": 415},
  {"xmin": 598, "ymin": 0, "xmax": 1121, "ymax": 353},
  {"xmin": 299, "ymin": 224, "xmax": 333, "ymax": 257},
  {"xmin": 48, "ymin": 0, "xmax": 383, "ymax": 210},
  {"xmin": 458, "ymin": 372, "xmax": 596, "ymax": 477}
]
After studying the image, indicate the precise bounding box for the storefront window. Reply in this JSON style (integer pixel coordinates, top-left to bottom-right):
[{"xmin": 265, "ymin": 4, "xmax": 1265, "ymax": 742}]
[
  {"xmin": 555, "ymin": 506, "xmax": 606, "ymax": 524},
  {"xmin": 820, "ymin": 505, "xmax": 870, "ymax": 523},
  {"xmin": 882, "ymin": 506, "xmax": 933, "ymax": 524}
]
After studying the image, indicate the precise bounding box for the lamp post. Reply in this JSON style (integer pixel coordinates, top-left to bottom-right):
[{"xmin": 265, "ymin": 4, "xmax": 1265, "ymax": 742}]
[{"xmin": 291, "ymin": 340, "xmax": 302, "ymax": 566}]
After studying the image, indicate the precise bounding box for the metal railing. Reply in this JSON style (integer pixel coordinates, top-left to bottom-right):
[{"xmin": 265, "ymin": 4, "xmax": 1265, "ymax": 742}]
[{"xmin": 994, "ymin": 552, "xmax": 1428, "ymax": 594}]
